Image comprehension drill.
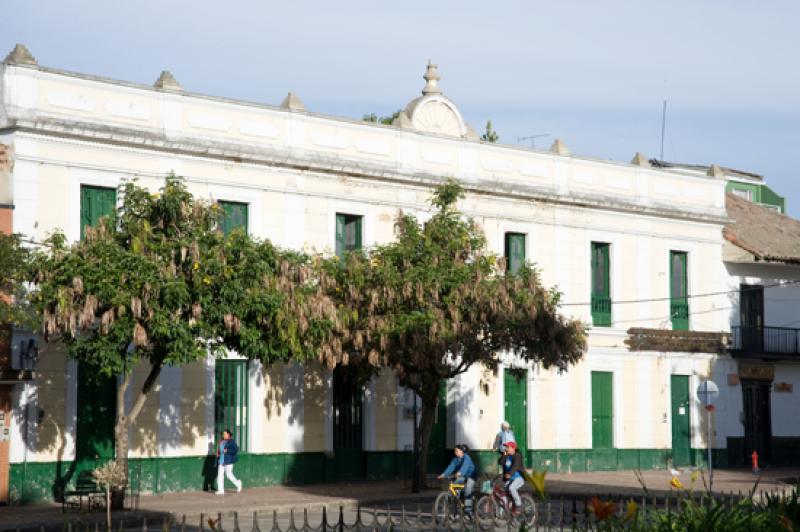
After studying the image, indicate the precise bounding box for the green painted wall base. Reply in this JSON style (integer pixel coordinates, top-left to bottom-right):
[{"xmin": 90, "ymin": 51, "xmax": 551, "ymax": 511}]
[
  {"xmin": 9, "ymin": 451, "xmax": 418, "ymax": 504},
  {"xmin": 9, "ymin": 446, "xmax": 732, "ymax": 504}
]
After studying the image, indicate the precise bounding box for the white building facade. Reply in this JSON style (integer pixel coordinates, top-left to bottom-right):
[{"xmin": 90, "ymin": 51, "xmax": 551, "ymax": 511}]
[{"xmin": 0, "ymin": 44, "xmax": 773, "ymax": 503}]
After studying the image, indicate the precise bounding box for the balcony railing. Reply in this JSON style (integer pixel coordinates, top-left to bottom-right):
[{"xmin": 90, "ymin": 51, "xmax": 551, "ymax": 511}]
[
  {"xmin": 731, "ymin": 326, "xmax": 800, "ymax": 358},
  {"xmin": 591, "ymin": 294, "xmax": 612, "ymax": 327}
]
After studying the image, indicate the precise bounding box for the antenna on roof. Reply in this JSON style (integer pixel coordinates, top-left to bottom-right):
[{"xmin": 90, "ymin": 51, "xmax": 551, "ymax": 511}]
[
  {"xmin": 518, "ymin": 134, "xmax": 549, "ymax": 149},
  {"xmin": 660, "ymin": 99, "xmax": 667, "ymax": 161}
]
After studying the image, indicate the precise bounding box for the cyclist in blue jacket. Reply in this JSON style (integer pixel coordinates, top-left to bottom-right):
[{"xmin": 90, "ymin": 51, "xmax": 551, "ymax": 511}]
[{"xmin": 437, "ymin": 444, "xmax": 478, "ymax": 514}]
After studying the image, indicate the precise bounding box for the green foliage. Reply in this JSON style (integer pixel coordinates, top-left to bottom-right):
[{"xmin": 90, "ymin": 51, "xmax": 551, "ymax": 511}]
[
  {"xmin": 30, "ymin": 175, "xmax": 336, "ymax": 377},
  {"xmin": 481, "ymin": 120, "xmax": 499, "ymax": 143},
  {"xmin": 0, "ymin": 232, "xmax": 35, "ymax": 329},
  {"xmin": 323, "ymin": 177, "xmax": 586, "ymax": 483},
  {"xmin": 576, "ymin": 487, "xmax": 800, "ymax": 531},
  {"xmin": 325, "ymin": 178, "xmax": 585, "ymax": 392},
  {"xmin": 363, "ymin": 110, "xmax": 402, "ymax": 125}
]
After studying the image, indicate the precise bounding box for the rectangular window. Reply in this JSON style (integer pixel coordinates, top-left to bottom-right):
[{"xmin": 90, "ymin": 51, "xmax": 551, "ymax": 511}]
[
  {"xmin": 504, "ymin": 232, "xmax": 526, "ymax": 274},
  {"xmin": 214, "ymin": 359, "xmax": 249, "ymax": 452},
  {"xmin": 670, "ymin": 251, "xmax": 689, "ymax": 331},
  {"xmin": 80, "ymin": 185, "xmax": 116, "ymax": 239},
  {"xmin": 335, "ymin": 213, "xmax": 363, "ymax": 258},
  {"xmin": 731, "ymin": 188, "xmax": 752, "ymax": 201},
  {"xmin": 218, "ymin": 201, "xmax": 249, "ymax": 235},
  {"xmin": 590, "ymin": 242, "xmax": 611, "ymax": 327},
  {"xmin": 591, "ymin": 371, "xmax": 613, "ymax": 449}
]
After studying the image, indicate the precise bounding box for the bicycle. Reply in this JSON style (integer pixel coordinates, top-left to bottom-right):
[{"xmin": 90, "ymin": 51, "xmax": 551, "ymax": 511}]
[
  {"xmin": 433, "ymin": 479, "xmax": 474, "ymax": 521},
  {"xmin": 475, "ymin": 475, "xmax": 536, "ymax": 526}
]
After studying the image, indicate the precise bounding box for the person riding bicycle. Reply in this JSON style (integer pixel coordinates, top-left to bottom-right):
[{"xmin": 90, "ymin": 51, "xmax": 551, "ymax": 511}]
[
  {"xmin": 437, "ymin": 444, "xmax": 478, "ymax": 515},
  {"xmin": 499, "ymin": 441, "xmax": 525, "ymax": 515}
]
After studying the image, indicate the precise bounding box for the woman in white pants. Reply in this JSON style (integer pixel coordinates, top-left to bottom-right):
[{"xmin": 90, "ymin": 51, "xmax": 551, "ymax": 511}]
[{"xmin": 216, "ymin": 430, "xmax": 242, "ymax": 495}]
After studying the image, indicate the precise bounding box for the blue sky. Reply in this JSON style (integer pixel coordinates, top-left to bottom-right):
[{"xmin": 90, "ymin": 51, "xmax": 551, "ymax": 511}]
[{"xmin": 3, "ymin": 1, "xmax": 798, "ymax": 216}]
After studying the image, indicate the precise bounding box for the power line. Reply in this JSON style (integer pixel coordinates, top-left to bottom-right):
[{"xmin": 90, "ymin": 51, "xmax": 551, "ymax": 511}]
[{"xmin": 559, "ymin": 280, "xmax": 800, "ymax": 307}]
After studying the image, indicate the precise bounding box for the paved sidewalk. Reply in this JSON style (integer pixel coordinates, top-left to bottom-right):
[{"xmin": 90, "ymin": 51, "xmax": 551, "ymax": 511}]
[{"xmin": 1, "ymin": 468, "xmax": 797, "ymax": 530}]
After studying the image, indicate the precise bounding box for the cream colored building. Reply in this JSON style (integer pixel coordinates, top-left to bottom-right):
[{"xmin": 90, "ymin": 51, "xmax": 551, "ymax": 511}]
[{"xmin": 1, "ymin": 44, "xmax": 743, "ymax": 502}]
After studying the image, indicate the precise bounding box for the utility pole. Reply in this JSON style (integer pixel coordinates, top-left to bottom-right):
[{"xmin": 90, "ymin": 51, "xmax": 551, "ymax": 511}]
[{"xmin": 517, "ymin": 134, "xmax": 549, "ymax": 149}]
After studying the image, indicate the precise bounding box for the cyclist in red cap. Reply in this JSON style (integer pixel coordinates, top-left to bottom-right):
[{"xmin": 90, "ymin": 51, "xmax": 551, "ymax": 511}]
[{"xmin": 499, "ymin": 441, "xmax": 525, "ymax": 514}]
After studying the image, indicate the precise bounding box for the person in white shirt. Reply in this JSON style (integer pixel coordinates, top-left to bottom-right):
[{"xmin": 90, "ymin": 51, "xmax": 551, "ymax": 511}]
[{"xmin": 493, "ymin": 421, "xmax": 516, "ymax": 453}]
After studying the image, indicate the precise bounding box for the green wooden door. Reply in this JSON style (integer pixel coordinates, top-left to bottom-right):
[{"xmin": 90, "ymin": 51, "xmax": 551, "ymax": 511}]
[
  {"xmin": 332, "ymin": 366, "xmax": 364, "ymax": 479},
  {"xmin": 76, "ymin": 185, "xmax": 118, "ymax": 474},
  {"xmin": 504, "ymin": 233, "xmax": 526, "ymax": 275},
  {"xmin": 75, "ymin": 366, "xmax": 116, "ymax": 472},
  {"xmin": 218, "ymin": 201, "xmax": 248, "ymax": 235},
  {"xmin": 670, "ymin": 251, "xmax": 689, "ymax": 331},
  {"xmin": 670, "ymin": 375, "xmax": 691, "ymax": 467},
  {"xmin": 427, "ymin": 381, "xmax": 448, "ymax": 472},
  {"xmin": 214, "ymin": 360, "xmax": 249, "ymax": 452},
  {"xmin": 591, "ymin": 372, "xmax": 613, "ymax": 449},
  {"xmin": 503, "ymin": 370, "xmax": 528, "ymax": 454},
  {"xmin": 591, "ymin": 242, "xmax": 612, "ymax": 327}
]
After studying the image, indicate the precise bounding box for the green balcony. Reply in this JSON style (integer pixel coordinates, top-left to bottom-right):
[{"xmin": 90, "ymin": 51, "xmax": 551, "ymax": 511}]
[{"xmin": 591, "ymin": 295, "xmax": 612, "ymax": 327}]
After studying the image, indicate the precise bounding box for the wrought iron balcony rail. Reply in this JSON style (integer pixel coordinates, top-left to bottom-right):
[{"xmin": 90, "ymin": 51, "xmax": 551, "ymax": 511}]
[{"xmin": 731, "ymin": 326, "xmax": 800, "ymax": 357}]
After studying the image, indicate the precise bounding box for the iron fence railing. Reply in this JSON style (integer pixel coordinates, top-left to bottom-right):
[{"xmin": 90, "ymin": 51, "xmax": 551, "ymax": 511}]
[
  {"xmin": 23, "ymin": 489, "xmax": 795, "ymax": 532},
  {"xmin": 731, "ymin": 326, "xmax": 800, "ymax": 357}
]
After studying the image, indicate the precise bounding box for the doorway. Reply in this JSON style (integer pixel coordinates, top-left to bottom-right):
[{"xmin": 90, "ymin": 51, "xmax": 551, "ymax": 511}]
[
  {"xmin": 742, "ymin": 379, "xmax": 772, "ymax": 463},
  {"xmin": 740, "ymin": 285, "xmax": 764, "ymax": 353},
  {"xmin": 670, "ymin": 375, "xmax": 691, "ymax": 467},
  {"xmin": 503, "ymin": 369, "xmax": 528, "ymax": 454}
]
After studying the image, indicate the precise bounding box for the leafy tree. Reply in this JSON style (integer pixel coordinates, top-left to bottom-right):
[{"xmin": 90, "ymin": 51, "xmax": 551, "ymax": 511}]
[
  {"xmin": 29, "ymin": 176, "xmax": 337, "ymax": 505},
  {"xmin": 363, "ymin": 110, "xmax": 402, "ymax": 125},
  {"xmin": 325, "ymin": 179, "xmax": 586, "ymax": 487},
  {"xmin": 0, "ymin": 232, "xmax": 35, "ymax": 330},
  {"xmin": 481, "ymin": 120, "xmax": 499, "ymax": 142}
]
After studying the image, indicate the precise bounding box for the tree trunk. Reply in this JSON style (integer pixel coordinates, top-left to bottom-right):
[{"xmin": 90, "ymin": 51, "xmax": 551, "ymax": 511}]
[
  {"xmin": 414, "ymin": 393, "xmax": 438, "ymax": 490},
  {"xmin": 110, "ymin": 359, "xmax": 164, "ymax": 510}
]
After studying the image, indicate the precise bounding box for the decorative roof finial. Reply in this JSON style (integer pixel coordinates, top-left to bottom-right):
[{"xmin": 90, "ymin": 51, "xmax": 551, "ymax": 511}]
[
  {"xmin": 3, "ymin": 44, "xmax": 38, "ymax": 66},
  {"xmin": 280, "ymin": 92, "xmax": 305, "ymax": 111},
  {"xmin": 422, "ymin": 60, "xmax": 442, "ymax": 95},
  {"xmin": 153, "ymin": 71, "xmax": 183, "ymax": 92}
]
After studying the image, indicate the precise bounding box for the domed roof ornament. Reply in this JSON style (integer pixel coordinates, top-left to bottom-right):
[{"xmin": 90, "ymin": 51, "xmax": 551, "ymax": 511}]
[{"xmin": 421, "ymin": 61, "xmax": 442, "ymax": 95}]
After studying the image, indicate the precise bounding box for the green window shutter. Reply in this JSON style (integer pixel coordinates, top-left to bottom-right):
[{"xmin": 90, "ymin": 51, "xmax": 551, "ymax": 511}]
[
  {"xmin": 670, "ymin": 251, "xmax": 689, "ymax": 331},
  {"xmin": 335, "ymin": 213, "xmax": 363, "ymax": 259},
  {"xmin": 504, "ymin": 232, "xmax": 526, "ymax": 274},
  {"xmin": 591, "ymin": 243, "xmax": 611, "ymax": 327},
  {"xmin": 335, "ymin": 214, "xmax": 346, "ymax": 258},
  {"xmin": 80, "ymin": 185, "xmax": 116, "ymax": 240},
  {"xmin": 591, "ymin": 371, "xmax": 613, "ymax": 449},
  {"xmin": 219, "ymin": 201, "xmax": 248, "ymax": 235},
  {"xmin": 353, "ymin": 215, "xmax": 363, "ymax": 250},
  {"xmin": 215, "ymin": 360, "xmax": 249, "ymax": 452}
]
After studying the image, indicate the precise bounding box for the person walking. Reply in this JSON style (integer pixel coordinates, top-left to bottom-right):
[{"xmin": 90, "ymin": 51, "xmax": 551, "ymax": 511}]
[
  {"xmin": 215, "ymin": 429, "xmax": 242, "ymax": 495},
  {"xmin": 493, "ymin": 421, "xmax": 516, "ymax": 453}
]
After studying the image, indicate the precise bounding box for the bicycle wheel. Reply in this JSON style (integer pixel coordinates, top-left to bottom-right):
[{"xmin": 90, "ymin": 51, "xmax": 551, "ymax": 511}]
[
  {"xmin": 433, "ymin": 492, "xmax": 455, "ymax": 522},
  {"xmin": 513, "ymin": 495, "xmax": 537, "ymax": 526},
  {"xmin": 475, "ymin": 495, "xmax": 497, "ymax": 522}
]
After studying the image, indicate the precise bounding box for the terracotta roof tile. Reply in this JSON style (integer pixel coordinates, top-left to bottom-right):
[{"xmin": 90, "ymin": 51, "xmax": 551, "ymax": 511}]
[{"xmin": 724, "ymin": 193, "xmax": 800, "ymax": 264}]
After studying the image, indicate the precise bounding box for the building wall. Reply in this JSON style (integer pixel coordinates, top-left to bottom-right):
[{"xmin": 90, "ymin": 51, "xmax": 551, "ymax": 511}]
[{"xmin": 1, "ymin": 61, "xmax": 745, "ymax": 501}]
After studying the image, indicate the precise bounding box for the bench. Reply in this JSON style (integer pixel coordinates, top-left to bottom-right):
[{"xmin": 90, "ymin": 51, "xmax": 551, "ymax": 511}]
[{"xmin": 62, "ymin": 471, "xmax": 105, "ymax": 513}]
